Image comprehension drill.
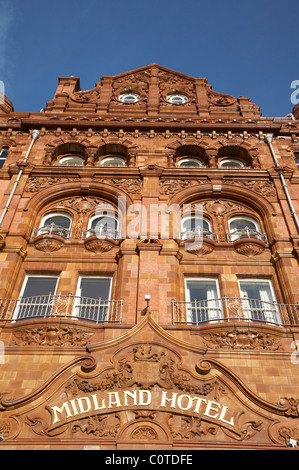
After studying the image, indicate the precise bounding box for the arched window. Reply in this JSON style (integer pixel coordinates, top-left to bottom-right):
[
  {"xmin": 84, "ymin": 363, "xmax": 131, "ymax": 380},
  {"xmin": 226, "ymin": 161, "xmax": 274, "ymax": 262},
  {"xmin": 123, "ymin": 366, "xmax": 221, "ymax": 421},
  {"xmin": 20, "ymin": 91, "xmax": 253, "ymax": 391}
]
[
  {"xmin": 178, "ymin": 157, "xmax": 203, "ymax": 168},
  {"xmin": 36, "ymin": 212, "xmax": 72, "ymax": 238},
  {"xmin": 85, "ymin": 213, "xmax": 120, "ymax": 239},
  {"xmin": 100, "ymin": 156, "xmax": 126, "ymax": 167},
  {"xmin": 181, "ymin": 215, "xmax": 213, "ymax": 240},
  {"xmin": 119, "ymin": 92, "xmax": 140, "ymax": 103},
  {"xmin": 0, "ymin": 146, "xmax": 9, "ymax": 169},
  {"xmin": 175, "ymin": 145, "xmax": 206, "ymax": 168},
  {"xmin": 228, "ymin": 216, "xmax": 263, "ymax": 241},
  {"xmin": 59, "ymin": 156, "xmax": 84, "ymax": 166},
  {"xmin": 218, "ymin": 146, "xmax": 249, "ymax": 168},
  {"xmin": 97, "ymin": 143, "xmax": 128, "ymax": 167},
  {"xmin": 220, "ymin": 158, "xmax": 244, "ymax": 168}
]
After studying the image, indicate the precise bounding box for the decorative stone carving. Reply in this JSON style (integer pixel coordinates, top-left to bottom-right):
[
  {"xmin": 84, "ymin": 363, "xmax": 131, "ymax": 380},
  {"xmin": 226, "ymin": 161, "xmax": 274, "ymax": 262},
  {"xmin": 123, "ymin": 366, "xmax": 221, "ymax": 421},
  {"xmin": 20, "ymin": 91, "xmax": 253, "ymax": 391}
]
[
  {"xmin": 206, "ymin": 87, "xmax": 236, "ymax": 106},
  {"xmin": 55, "ymin": 197, "xmax": 103, "ymax": 214},
  {"xmin": 25, "ymin": 177, "xmax": 80, "ymax": 192},
  {"xmin": 72, "ymin": 414, "xmax": 120, "ymax": 438},
  {"xmin": 70, "ymin": 86, "xmax": 101, "ymax": 104},
  {"xmin": 168, "ymin": 415, "xmax": 218, "ymax": 440},
  {"xmin": 93, "ymin": 177, "xmax": 143, "ymax": 194},
  {"xmin": 181, "ymin": 238, "xmax": 216, "ymax": 257},
  {"xmin": 12, "ymin": 326, "xmax": 94, "ymax": 347},
  {"xmin": 278, "ymin": 398, "xmax": 299, "ymax": 418},
  {"xmin": 158, "ymin": 69, "xmax": 197, "ymax": 107},
  {"xmin": 203, "ymin": 199, "xmax": 245, "ymax": 216},
  {"xmin": 202, "ymin": 329, "xmax": 282, "ymax": 351},
  {"xmin": 65, "ymin": 343, "xmax": 224, "ymax": 396},
  {"xmin": 131, "ymin": 426, "xmax": 157, "ymax": 440},
  {"xmin": 159, "ymin": 179, "xmax": 207, "ymax": 195},
  {"xmin": 222, "ymin": 179, "xmax": 276, "ymax": 198},
  {"xmin": 33, "ymin": 236, "xmax": 65, "ymax": 253},
  {"xmin": 84, "ymin": 236, "xmax": 120, "ymax": 255},
  {"xmin": 110, "ymin": 70, "xmax": 150, "ymax": 106},
  {"xmin": 277, "ymin": 425, "xmax": 299, "ymax": 446},
  {"xmin": 233, "ymin": 239, "xmax": 266, "ymax": 257}
]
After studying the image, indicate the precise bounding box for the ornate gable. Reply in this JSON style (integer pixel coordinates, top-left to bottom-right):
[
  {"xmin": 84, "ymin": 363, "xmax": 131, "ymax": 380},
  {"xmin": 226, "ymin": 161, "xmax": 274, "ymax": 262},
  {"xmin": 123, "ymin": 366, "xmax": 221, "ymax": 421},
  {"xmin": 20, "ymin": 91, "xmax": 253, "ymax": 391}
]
[{"xmin": 44, "ymin": 64, "xmax": 261, "ymax": 118}]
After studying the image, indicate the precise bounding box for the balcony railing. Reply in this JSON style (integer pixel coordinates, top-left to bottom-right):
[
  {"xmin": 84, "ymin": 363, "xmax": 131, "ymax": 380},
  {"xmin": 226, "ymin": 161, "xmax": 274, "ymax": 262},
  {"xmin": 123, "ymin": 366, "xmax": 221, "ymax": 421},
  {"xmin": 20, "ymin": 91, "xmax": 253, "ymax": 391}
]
[
  {"xmin": 226, "ymin": 228, "xmax": 267, "ymax": 243},
  {"xmin": 180, "ymin": 228, "xmax": 218, "ymax": 241},
  {"xmin": 172, "ymin": 297, "xmax": 299, "ymax": 327},
  {"xmin": 0, "ymin": 294, "xmax": 123, "ymax": 323},
  {"xmin": 32, "ymin": 224, "xmax": 72, "ymax": 239},
  {"xmin": 81, "ymin": 225, "xmax": 122, "ymax": 240}
]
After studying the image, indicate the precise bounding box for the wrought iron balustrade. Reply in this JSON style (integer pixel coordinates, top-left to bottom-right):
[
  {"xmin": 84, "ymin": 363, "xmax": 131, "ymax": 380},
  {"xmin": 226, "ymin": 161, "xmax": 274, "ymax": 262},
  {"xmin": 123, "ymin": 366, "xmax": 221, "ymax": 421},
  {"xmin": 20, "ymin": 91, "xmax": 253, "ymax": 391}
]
[
  {"xmin": 0, "ymin": 294, "xmax": 123, "ymax": 323},
  {"xmin": 81, "ymin": 224, "xmax": 121, "ymax": 240},
  {"xmin": 172, "ymin": 297, "xmax": 299, "ymax": 327},
  {"xmin": 226, "ymin": 228, "xmax": 267, "ymax": 243},
  {"xmin": 32, "ymin": 224, "xmax": 72, "ymax": 239},
  {"xmin": 180, "ymin": 228, "xmax": 218, "ymax": 241}
]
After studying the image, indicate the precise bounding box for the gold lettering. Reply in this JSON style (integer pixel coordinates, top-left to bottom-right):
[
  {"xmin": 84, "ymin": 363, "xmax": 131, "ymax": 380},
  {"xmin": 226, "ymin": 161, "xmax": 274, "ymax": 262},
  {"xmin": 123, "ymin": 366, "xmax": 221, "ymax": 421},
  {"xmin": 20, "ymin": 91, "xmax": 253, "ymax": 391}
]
[
  {"xmin": 123, "ymin": 390, "xmax": 138, "ymax": 406},
  {"xmin": 51, "ymin": 402, "xmax": 73, "ymax": 425},
  {"xmin": 139, "ymin": 390, "xmax": 151, "ymax": 406},
  {"xmin": 91, "ymin": 394, "xmax": 106, "ymax": 411},
  {"xmin": 192, "ymin": 397, "xmax": 208, "ymax": 414},
  {"xmin": 108, "ymin": 392, "xmax": 121, "ymax": 408},
  {"xmin": 177, "ymin": 394, "xmax": 193, "ymax": 411},
  {"xmin": 160, "ymin": 391, "xmax": 177, "ymax": 408},
  {"xmin": 204, "ymin": 400, "xmax": 221, "ymax": 420},
  {"xmin": 77, "ymin": 397, "xmax": 91, "ymax": 414},
  {"xmin": 219, "ymin": 405, "xmax": 234, "ymax": 426},
  {"xmin": 69, "ymin": 399, "xmax": 80, "ymax": 416}
]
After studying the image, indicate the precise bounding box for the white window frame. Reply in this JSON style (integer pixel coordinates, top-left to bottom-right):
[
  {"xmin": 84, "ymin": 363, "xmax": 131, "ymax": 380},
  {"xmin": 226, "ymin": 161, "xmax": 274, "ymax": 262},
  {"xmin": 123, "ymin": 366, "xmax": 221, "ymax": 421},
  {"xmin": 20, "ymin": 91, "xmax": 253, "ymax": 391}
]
[
  {"xmin": 14, "ymin": 274, "xmax": 59, "ymax": 320},
  {"xmin": 0, "ymin": 146, "xmax": 9, "ymax": 168},
  {"xmin": 37, "ymin": 212, "xmax": 72, "ymax": 238},
  {"xmin": 228, "ymin": 216, "xmax": 260, "ymax": 241},
  {"xmin": 220, "ymin": 158, "xmax": 244, "ymax": 168},
  {"xmin": 181, "ymin": 215, "xmax": 212, "ymax": 240},
  {"xmin": 167, "ymin": 93, "xmax": 188, "ymax": 104},
  {"xmin": 86, "ymin": 213, "xmax": 119, "ymax": 239},
  {"xmin": 184, "ymin": 277, "xmax": 222, "ymax": 323},
  {"xmin": 59, "ymin": 155, "xmax": 84, "ymax": 166},
  {"xmin": 73, "ymin": 275, "xmax": 113, "ymax": 321},
  {"xmin": 119, "ymin": 92, "xmax": 140, "ymax": 103},
  {"xmin": 178, "ymin": 157, "xmax": 203, "ymax": 168},
  {"xmin": 238, "ymin": 278, "xmax": 281, "ymax": 325},
  {"xmin": 100, "ymin": 156, "xmax": 126, "ymax": 167}
]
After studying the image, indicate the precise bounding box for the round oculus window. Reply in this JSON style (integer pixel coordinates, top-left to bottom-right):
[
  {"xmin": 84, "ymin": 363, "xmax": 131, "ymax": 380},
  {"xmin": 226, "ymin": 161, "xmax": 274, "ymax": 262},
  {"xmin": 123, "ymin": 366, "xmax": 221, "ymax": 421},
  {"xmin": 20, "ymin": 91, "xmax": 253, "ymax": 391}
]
[
  {"xmin": 166, "ymin": 93, "xmax": 188, "ymax": 104},
  {"xmin": 119, "ymin": 92, "xmax": 140, "ymax": 103}
]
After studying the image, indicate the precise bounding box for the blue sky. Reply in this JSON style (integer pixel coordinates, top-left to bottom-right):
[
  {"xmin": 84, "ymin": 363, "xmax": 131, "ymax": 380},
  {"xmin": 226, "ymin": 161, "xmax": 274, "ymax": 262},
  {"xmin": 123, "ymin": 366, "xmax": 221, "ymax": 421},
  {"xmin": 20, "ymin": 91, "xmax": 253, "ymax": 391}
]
[{"xmin": 0, "ymin": 0, "xmax": 298, "ymax": 116}]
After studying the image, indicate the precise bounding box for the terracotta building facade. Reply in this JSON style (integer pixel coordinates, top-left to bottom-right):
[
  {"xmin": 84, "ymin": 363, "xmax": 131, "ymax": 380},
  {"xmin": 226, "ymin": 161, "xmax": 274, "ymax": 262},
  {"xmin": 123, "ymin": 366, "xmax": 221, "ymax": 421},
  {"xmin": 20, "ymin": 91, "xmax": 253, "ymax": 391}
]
[{"xmin": 0, "ymin": 64, "xmax": 299, "ymax": 450}]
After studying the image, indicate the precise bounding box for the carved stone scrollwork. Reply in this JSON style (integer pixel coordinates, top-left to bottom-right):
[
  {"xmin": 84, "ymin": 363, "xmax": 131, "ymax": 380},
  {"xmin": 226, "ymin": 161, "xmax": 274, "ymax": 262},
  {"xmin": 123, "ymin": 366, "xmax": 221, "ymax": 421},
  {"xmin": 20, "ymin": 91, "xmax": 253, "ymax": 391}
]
[
  {"xmin": 84, "ymin": 236, "xmax": 121, "ymax": 255},
  {"xmin": 180, "ymin": 238, "xmax": 216, "ymax": 257},
  {"xmin": 70, "ymin": 86, "xmax": 101, "ymax": 104},
  {"xmin": 202, "ymin": 329, "xmax": 282, "ymax": 351},
  {"xmin": 25, "ymin": 177, "xmax": 80, "ymax": 192},
  {"xmin": 222, "ymin": 179, "xmax": 276, "ymax": 198},
  {"xmin": 12, "ymin": 326, "xmax": 94, "ymax": 347},
  {"xmin": 206, "ymin": 87, "xmax": 236, "ymax": 107},
  {"xmin": 33, "ymin": 235, "xmax": 65, "ymax": 253},
  {"xmin": 92, "ymin": 177, "xmax": 143, "ymax": 195},
  {"xmin": 131, "ymin": 426, "xmax": 158, "ymax": 440},
  {"xmin": 233, "ymin": 238, "xmax": 266, "ymax": 257}
]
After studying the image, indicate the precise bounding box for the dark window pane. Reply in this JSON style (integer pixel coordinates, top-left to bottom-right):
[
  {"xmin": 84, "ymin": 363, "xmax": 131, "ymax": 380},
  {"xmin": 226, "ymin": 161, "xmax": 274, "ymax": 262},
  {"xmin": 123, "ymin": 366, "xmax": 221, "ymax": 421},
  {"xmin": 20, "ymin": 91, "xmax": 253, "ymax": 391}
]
[
  {"xmin": 22, "ymin": 277, "xmax": 58, "ymax": 297},
  {"xmin": 44, "ymin": 216, "xmax": 71, "ymax": 229},
  {"xmin": 79, "ymin": 278, "xmax": 111, "ymax": 299}
]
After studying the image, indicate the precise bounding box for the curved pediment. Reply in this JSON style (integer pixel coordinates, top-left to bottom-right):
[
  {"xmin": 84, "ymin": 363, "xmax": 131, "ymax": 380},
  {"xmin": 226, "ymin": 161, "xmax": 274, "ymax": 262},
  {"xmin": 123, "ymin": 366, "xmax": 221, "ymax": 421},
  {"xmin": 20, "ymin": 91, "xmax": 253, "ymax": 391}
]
[{"xmin": 0, "ymin": 313, "xmax": 298, "ymax": 448}]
